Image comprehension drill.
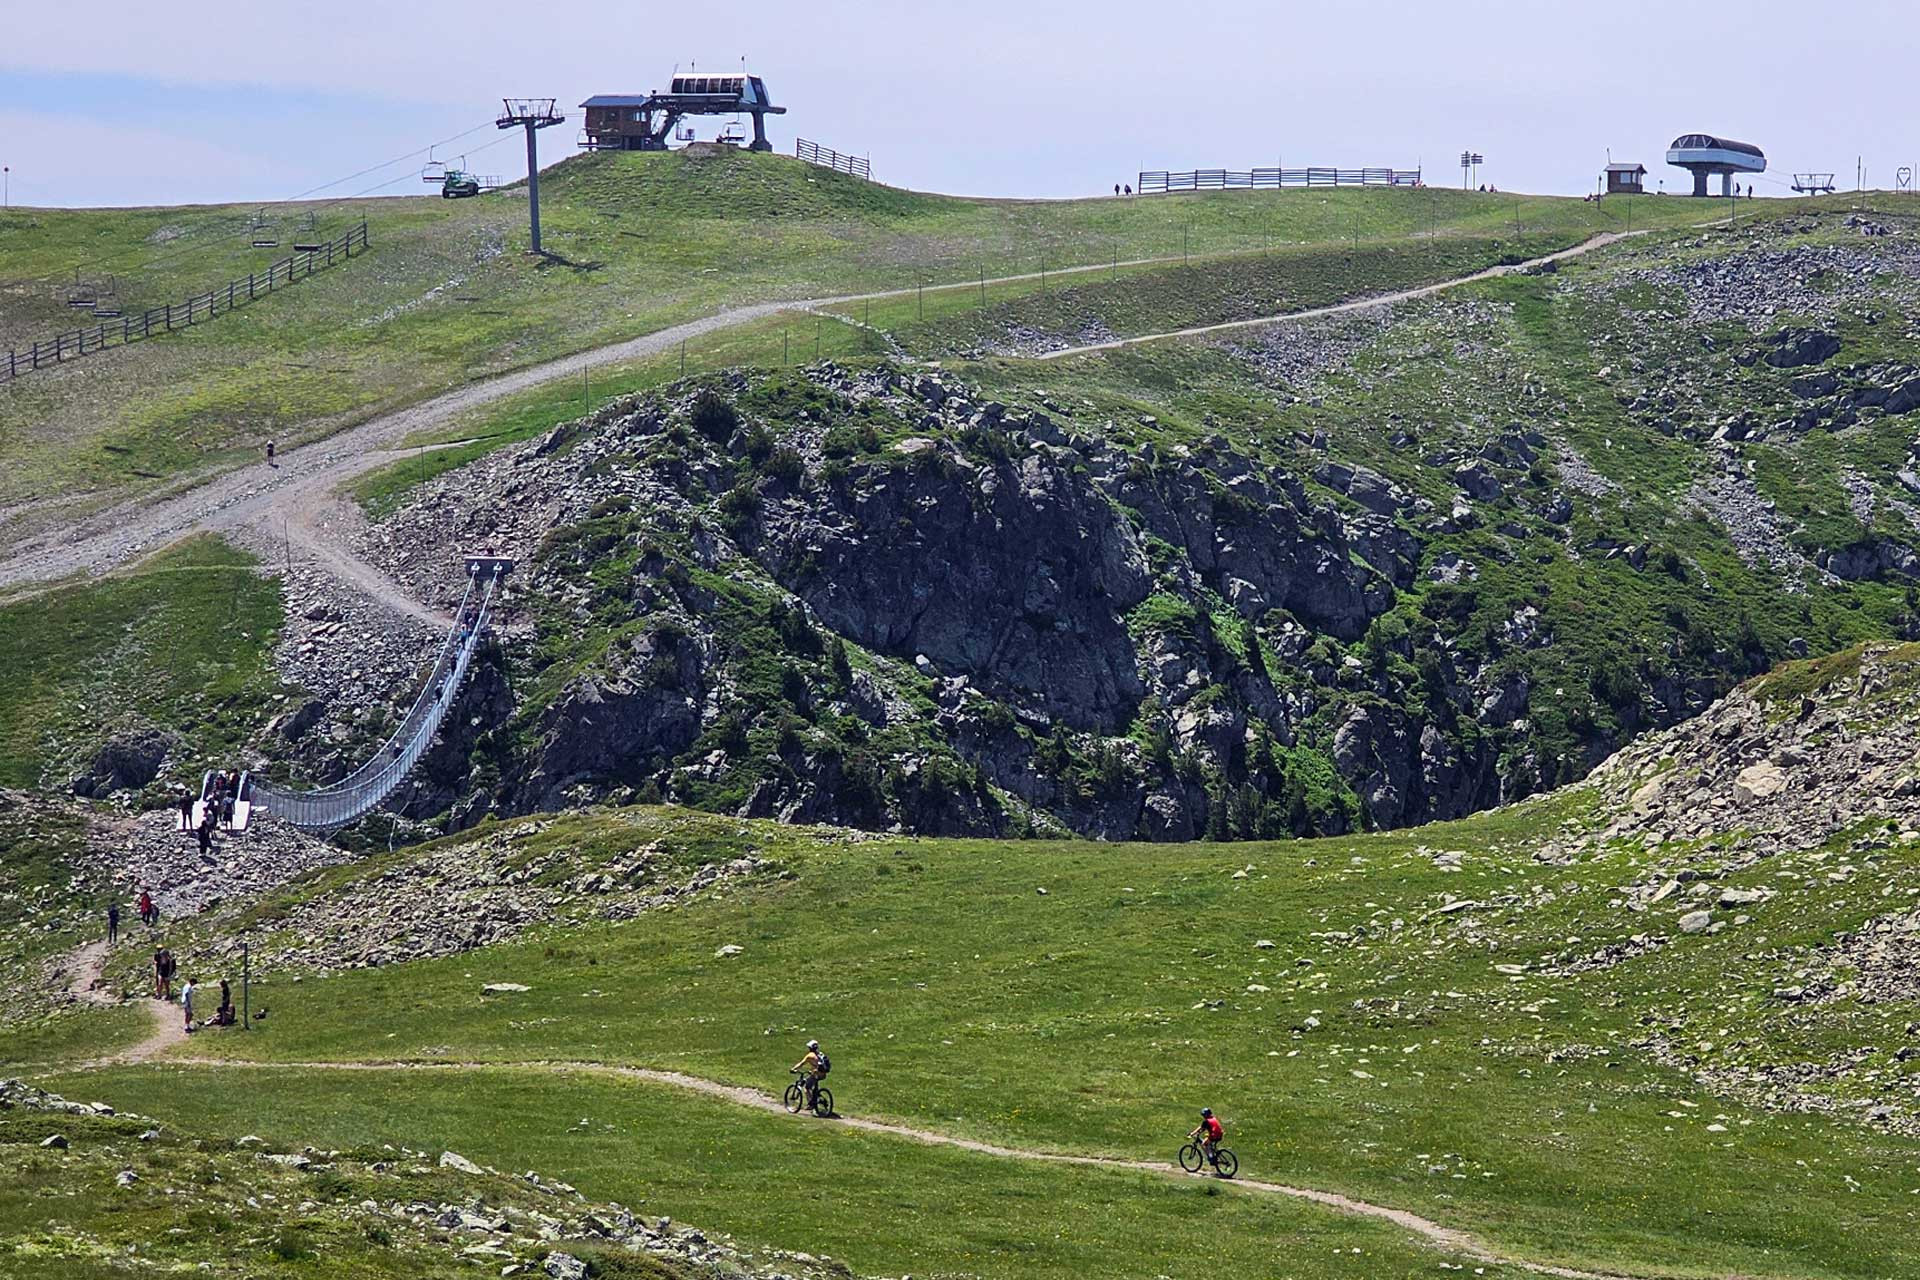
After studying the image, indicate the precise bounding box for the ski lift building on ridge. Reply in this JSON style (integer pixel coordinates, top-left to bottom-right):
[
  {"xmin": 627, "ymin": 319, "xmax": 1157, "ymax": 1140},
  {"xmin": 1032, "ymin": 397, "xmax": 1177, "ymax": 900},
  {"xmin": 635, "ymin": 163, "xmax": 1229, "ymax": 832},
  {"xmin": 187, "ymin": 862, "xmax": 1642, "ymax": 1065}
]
[{"xmin": 579, "ymin": 71, "xmax": 785, "ymax": 153}]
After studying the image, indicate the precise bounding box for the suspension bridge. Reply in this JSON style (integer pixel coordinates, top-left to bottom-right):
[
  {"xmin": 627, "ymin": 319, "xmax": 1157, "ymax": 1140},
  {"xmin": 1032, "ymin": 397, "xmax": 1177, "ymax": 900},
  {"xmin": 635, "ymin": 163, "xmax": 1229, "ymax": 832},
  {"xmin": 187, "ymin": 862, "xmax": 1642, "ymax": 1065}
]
[{"xmin": 196, "ymin": 555, "xmax": 511, "ymax": 834}]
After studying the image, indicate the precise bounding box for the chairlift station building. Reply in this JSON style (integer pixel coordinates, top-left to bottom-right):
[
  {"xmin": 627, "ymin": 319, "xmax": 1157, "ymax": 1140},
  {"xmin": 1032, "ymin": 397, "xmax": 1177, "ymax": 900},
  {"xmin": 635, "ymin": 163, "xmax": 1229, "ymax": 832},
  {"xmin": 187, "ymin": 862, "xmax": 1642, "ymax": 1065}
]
[
  {"xmin": 1667, "ymin": 134, "xmax": 1765, "ymax": 196},
  {"xmin": 581, "ymin": 74, "xmax": 785, "ymax": 152}
]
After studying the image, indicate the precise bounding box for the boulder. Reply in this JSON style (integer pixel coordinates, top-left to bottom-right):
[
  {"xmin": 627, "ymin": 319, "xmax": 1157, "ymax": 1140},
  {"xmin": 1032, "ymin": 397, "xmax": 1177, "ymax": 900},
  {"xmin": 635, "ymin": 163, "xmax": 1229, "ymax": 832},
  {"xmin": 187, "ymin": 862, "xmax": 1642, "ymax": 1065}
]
[
  {"xmin": 1763, "ymin": 327, "xmax": 1841, "ymax": 369},
  {"xmin": 1732, "ymin": 761, "xmax": 1788, "ymax": 804},
  {"xmin": 78, "ymin": 728, "xmax": 181, "ymax": 795}
]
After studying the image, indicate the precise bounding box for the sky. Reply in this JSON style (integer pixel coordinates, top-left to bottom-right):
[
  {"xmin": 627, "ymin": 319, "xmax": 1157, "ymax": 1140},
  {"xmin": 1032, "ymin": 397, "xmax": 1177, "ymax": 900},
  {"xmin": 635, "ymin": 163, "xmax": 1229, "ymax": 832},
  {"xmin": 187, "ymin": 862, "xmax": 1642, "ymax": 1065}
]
[{"xmin": 3, "ymin": 0, "xmax": 1918, "ymax": 208}]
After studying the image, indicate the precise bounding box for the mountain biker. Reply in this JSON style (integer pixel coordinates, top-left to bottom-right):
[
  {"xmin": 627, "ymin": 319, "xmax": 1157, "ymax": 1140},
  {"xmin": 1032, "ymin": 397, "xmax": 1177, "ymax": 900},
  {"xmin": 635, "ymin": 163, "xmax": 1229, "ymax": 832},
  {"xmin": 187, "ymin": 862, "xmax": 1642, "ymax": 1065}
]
[
  {"xmin": 790, "ymin": 1039, "xmax": 828, "ymax": 1109},
  {"xmin": 1189, "ymin": 1108, "xmax": 1224, "ymax": 1162}
]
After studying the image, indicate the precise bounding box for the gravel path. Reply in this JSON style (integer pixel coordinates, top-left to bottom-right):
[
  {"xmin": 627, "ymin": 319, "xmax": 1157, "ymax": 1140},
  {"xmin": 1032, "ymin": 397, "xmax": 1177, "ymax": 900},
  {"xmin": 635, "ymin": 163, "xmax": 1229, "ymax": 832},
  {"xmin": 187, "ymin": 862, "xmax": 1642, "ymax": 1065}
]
[{"xmin": 1036, "ymin": 231, "xmax": 1647, "ymax": 360}]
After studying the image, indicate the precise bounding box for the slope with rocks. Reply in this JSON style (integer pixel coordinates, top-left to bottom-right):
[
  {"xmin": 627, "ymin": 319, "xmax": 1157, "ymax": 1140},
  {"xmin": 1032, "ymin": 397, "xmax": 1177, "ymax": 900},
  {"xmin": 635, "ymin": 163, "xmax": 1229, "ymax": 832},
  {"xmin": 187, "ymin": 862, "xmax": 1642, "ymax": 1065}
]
[{"xmin": 0, "ymin": 1079, "xmax": 866, "ymax": 1280}]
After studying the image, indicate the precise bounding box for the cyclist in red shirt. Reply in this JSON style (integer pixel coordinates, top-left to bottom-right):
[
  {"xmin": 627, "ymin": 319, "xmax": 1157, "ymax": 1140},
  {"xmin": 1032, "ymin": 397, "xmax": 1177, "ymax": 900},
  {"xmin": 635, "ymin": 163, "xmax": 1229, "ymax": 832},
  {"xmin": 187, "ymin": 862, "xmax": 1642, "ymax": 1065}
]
[{"xmin": 1190, "ymin": 1107, "xmax": 1224, "ymax": 1159}]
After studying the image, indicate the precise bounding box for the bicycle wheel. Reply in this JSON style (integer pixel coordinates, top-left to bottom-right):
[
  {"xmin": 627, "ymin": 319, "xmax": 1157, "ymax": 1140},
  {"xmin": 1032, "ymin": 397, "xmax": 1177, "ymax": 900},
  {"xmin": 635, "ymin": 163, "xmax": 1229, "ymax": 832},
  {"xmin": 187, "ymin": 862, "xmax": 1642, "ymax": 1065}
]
[
  {"xmin": 812, "ymin": 1085, "xmax": 834, "ymax": 1117},
  {"xmin": 1178, "ymin": 1143, "xmax": 1204, "ymax": 1173},
  {"xmin": 1211, "ymin": 1148, "xmax": 1238, "ymax": 1179},
  {"xmin": 783, "ymin": 1082, "xmax": 805, "ymax": 1114}
]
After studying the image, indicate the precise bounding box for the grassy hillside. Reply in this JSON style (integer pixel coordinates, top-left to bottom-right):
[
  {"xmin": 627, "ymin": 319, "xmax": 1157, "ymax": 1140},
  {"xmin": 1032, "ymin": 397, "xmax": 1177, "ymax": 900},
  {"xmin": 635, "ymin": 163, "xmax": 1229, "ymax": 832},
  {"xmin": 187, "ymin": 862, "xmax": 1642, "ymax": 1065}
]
[
  {"xmin": 28, "ymin": 667, "xmax": 1920, "ymax": 1280},
  {"xmin": 0, "ymin": 150, "xmax": 1716, "ymax": 533}
]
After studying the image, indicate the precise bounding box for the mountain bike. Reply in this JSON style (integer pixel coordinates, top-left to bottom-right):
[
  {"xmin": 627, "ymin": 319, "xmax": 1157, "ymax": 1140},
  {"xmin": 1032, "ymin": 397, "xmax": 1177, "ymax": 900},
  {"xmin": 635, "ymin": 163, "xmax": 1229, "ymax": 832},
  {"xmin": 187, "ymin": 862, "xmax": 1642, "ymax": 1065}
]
[
  {"xmin": 784, "ymin": 1071, "xmax": 833, "ymax": 1117},
  {"xmin": 1179, "ymin": 1140, "xmax": 1238, "ymax": 1179}
]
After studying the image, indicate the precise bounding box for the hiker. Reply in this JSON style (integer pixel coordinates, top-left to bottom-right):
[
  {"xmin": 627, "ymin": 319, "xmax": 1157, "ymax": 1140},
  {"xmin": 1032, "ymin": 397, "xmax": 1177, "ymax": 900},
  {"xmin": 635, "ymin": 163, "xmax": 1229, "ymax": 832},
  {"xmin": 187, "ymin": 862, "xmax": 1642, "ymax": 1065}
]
[
  {"xmin": 138, "ymin": 889, "xmax": 156, "ymax": 928},
  {"xmin": 107, "ymin": 902, "xmax": 119, "ymax": 945},
  {"xmin": 220, "ymin": 789, "xmax": 236, "ymax": 829},
  {"xmin": 1114, "ymin": 182, "xmax": 1121, "ymax": 197},
  {"xmin": 1124, "ymin": 183, "xmax": 1132, "ymax": 196},
  {"xmin": 215, "ymin": 978, "xmax": 235, "ymax": 1026},
  {"xmin": 181, "ymin": 976, "xmax": 196, "ymax": 1031},
  {"xmin": 153, "ymin": 947, "xmax": 174, "ymax": 1000},
  {"xmin": 195, "ymin": 814, "xmax": 213, "ymax": 858},
  {"xmin": 175, "ymin": 786, "xmax": 194, "ymax": 832},
  {"xmin": 265, "ymin": 440, "xmax": 276, "ymax": 467}
]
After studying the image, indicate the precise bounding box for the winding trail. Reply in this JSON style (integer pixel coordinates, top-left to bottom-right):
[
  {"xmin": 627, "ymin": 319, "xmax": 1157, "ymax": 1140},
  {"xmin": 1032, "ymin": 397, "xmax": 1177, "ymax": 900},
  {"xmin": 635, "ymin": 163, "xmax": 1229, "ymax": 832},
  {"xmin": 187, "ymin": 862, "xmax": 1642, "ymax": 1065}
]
[
  {"xmin": 0, "ymin": 230, "xmax": 1650, "ymax": 602},
  {"xmin": 72, "ymin": 1025, "xmax": 1643, "ymax": 1280}
]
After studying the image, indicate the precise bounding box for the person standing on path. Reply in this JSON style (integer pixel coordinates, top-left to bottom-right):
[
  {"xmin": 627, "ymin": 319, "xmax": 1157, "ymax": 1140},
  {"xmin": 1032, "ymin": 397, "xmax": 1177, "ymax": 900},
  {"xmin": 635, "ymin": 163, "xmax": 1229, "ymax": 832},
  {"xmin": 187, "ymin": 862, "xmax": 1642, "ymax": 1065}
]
[
  {"xmin": 265, "ymin": 440, "xmax": 276, "ymax": 467},
  {"xmin": 153, "ymin": 947, "xmax": 173, "ymax": 1000},
  {"xmin": 180, "ymin": 977, "xmax": 196, "ymax": 1032},
  {"xmin": 107, "ymin": 902, "xmax": 119, "ymax": 945},
  {"xmin": 175, "ymin": 785, "xmax": 194, "ymax": 832},
  {"xmin": 138, "ymin": 889, "xmax": 156, "ymax": 929}
]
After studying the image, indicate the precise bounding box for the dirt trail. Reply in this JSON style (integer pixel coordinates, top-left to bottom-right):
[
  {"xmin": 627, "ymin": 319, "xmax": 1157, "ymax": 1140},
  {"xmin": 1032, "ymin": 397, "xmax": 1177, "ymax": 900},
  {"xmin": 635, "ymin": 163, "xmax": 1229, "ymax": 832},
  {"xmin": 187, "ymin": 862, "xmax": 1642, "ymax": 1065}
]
[
  {"xmin": 1037, "ymin": 230, "xmax": 1640, "ymax": 360},
  {"xmin": 58, "ymin": 939, "xmax": 190, "ymax": 1067},
  {"xmin": 0, "ymin": 231, "xmax": 1654, "ymax": 603},
  {"xmin": 127, "ymin": 1052, "xmax": 1637, "ymax": 1280}
]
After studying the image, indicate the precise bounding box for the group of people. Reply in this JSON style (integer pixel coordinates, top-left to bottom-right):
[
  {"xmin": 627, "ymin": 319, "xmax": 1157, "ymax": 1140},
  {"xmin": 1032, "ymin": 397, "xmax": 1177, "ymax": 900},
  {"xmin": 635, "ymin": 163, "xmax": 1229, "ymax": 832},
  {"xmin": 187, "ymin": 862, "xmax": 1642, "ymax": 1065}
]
[
  {"xmin": 109, "ymin": 888, "xmax": 160, "ymax": 944},
  {"xmin": 1112, "ymin": 182, "xmax": 1134, "ymax": 197},
  {"xmin": 152, "ymin": 947, "xmax": 237, "ymax": 1031},
  {"xmin": 176, "ymin": 771, "xmax": 243, "ymax": 855}
]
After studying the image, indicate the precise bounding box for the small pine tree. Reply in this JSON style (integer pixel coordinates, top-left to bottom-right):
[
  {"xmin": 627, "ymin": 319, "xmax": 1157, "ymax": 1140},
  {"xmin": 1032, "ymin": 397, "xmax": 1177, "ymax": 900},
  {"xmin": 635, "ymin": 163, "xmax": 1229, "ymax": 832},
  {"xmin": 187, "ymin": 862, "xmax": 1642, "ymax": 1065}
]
[{"xmin": 1241, "ymin": 617, "xmax": 1269, "ymax": 681}]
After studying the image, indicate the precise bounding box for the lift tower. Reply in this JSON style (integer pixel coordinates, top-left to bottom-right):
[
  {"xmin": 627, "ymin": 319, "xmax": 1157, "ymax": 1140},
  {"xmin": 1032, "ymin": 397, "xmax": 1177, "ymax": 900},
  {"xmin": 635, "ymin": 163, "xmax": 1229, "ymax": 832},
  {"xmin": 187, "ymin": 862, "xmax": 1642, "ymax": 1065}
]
[{"xmin": 497, "ymin": 98, "xmax": 566, "ymax": 254}]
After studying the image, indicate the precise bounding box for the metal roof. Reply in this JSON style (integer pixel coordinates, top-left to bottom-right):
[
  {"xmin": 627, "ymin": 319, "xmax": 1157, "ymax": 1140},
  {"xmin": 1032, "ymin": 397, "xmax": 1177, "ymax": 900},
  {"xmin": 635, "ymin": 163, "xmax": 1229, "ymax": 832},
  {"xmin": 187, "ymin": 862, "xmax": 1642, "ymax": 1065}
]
[
  {"xmin": 580, "ymin": 95, "xmax": 657, "ymax": 108},
  {"xmin": 1669, "ymin": 134, "xmax": 1764, "ymax": 159},
  {"xmin": 1606, "ymin": 163, "xmax": 1646, "ymax": 173}
]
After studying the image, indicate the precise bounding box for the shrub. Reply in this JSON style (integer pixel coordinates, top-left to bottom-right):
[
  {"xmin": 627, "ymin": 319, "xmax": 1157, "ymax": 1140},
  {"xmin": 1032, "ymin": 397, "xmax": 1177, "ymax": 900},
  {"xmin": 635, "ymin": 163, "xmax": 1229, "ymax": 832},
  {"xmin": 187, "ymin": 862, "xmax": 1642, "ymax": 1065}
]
[{"xmin": 690, "ymin": 389, "xmax": 739, "ymax": 441}]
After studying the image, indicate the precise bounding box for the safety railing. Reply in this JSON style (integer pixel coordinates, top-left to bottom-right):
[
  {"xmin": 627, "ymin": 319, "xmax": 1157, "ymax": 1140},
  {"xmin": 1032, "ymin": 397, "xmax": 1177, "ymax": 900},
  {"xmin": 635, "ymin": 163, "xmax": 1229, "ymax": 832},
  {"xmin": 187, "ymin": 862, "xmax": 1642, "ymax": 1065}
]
[
  {"xmin": 796, "ymin": 138, "xmax": 871, "ymax": 181},
  {"xmin": 251, "ymin": 566, "xmax": 498, "ymax": 832},
  {"xmin": 1, "ymin": 221, "xmax": 371, "ymax": 384},
  {"xmin": 1138, "ymin": 168, "xmax": 1421, "ymax": 194}
]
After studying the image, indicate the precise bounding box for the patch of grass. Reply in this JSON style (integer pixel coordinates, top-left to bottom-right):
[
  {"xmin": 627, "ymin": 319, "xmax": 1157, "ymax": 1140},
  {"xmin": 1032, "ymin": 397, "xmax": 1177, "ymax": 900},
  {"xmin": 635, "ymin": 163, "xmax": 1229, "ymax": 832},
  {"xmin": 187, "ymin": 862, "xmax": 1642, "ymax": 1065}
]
[{"xmin": 0, "ymin": 535, "xmax": 285, "ymax": 788}]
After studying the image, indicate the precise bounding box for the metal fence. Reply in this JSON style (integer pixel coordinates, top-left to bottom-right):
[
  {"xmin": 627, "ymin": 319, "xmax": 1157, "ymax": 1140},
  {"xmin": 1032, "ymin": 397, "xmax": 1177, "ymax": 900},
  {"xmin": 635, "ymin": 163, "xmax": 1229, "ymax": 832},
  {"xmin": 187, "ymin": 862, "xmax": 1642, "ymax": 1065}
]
[
  {"xmin": 1138, "ymin": 168, "xmax": 1422, "ymax": 194},
  {"xmin": 796, "ymin": 137, "xmax": 872, "ymax": 181},
  {"xmin": 1, "ymin": 221, "xmax": 371, "ymax": 385},
  {"xmin": 250, "ymin": 568, "xmax": 497, "ymax": 832}
]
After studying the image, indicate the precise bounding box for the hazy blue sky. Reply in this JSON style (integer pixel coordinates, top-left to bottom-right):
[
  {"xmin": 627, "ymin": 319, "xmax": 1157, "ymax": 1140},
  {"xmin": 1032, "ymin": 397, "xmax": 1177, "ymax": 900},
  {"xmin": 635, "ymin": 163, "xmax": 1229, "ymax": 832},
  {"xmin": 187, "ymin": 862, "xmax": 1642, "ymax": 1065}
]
[{"xmin": 4, "ymin": 0, "xmax": 1917, "ymax": 207}]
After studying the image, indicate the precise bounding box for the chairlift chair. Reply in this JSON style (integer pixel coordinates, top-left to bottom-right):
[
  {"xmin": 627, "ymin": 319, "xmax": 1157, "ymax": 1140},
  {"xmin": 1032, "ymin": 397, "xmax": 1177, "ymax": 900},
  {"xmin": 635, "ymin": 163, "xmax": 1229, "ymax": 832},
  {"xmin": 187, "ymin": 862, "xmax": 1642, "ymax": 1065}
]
[
  {"xmin": 422, "ymin": 159, "xmax": 448, "ymax": 184},
  {"xmin": 292, "ymin": 212, "xmax": 324, "ymax": 251},
  {"xmin": 65, "ymin": 276, "xmax": 96, "ymax": 308},
  {"xmin": 716, "ymin": 121, "xmax": 747, "ymax": 147},
  {"xmin": 248, "ymin": 211, "xmax": 279, "ymax": 248}
]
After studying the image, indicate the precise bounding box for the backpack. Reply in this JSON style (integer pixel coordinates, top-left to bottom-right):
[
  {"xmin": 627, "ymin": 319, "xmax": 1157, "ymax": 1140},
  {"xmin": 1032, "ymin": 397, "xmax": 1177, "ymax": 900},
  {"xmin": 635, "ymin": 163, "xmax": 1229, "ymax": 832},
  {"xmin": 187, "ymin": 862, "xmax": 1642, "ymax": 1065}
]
[{"xmin": 815, "ymin": 1052, "xmax": 831, "ymax": 1077}]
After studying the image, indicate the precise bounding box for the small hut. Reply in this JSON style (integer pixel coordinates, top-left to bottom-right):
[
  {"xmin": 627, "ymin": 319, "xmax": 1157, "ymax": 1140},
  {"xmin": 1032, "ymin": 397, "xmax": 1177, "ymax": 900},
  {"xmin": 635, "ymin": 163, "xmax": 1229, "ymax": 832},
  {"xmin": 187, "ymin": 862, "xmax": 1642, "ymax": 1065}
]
[{"xmin": 1605, "ymin": 163, "xmax": 1647, "ymax": 195}]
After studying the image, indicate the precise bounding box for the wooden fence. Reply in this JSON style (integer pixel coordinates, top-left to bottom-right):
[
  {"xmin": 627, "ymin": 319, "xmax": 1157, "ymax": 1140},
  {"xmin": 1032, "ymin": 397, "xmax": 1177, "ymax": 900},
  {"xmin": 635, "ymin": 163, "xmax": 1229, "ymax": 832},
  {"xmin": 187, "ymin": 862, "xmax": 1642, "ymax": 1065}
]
[
  {"xmin": 1138, "ymin": 167, "xmax": 1422, "ymax": 194},
  {"xmin": 795, "ymin": 138, "xmax": 872, "ymax": 181},
  {"xmin": 1, "ymin": 221, "xmax": 371, "ymax": 385}
]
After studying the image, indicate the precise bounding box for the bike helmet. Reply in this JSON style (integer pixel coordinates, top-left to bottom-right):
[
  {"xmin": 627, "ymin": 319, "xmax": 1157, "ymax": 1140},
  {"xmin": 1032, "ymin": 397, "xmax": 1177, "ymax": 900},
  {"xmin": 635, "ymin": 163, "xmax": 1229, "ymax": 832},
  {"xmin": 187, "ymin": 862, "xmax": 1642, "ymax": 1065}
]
[
  {"xmin": 807, "ymin": 1040, "xmax": 820, "ymax": 1050},
  {"xmin": 1201, "ymin": 1108, "xmax": 1213, "ymax": 1118}
]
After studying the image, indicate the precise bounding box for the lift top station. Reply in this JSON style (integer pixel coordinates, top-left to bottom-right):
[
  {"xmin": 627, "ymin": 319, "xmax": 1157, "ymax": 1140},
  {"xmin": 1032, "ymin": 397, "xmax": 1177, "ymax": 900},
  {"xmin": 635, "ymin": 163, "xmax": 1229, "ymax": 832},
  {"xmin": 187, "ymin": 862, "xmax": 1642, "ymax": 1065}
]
[
  {"xmin": 1666, "ymin": 133, "xmax": 1766, "ymax": 197},
  {"xmin": 580, "ymin": 71, "xmax": 785, "ymax": 153}
]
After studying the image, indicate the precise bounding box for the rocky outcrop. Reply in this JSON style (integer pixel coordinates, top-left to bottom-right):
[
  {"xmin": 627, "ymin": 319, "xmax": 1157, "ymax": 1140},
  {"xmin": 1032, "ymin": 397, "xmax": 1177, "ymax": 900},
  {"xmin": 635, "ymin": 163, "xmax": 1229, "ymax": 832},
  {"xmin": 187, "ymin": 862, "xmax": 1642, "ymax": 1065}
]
[
  {"xmin": 523, "ymin": 628, "xmax": 705, "ymax": 808},
  {"xmin": 1763, "ymin": 326, "xmax": 1842, "ymax": 369},
  {"xmin": 70, "ymin": 727, "xmax": 181, "ymax": 797},
  {"xmin": 760, "ymin": 445, "xmax": 1151, "ymax": 732}
]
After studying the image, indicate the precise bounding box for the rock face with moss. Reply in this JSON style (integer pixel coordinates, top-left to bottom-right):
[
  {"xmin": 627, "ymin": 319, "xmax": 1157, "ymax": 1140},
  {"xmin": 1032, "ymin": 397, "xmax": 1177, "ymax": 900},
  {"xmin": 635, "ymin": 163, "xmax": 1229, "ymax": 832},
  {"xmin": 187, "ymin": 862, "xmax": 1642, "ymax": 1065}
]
[{"xmin": 335, "ymin": 211, "xmax": 1920, "ymax": 842}]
